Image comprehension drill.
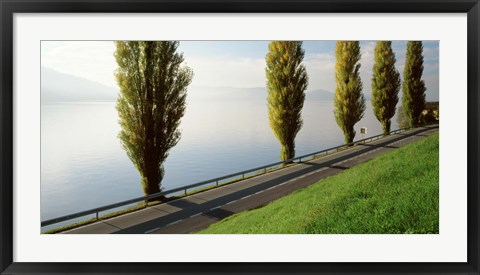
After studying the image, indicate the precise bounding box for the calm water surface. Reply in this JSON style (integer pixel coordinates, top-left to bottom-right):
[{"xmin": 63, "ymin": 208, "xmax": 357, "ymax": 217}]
[{"xmin": 41, "ymin": 98, "xmax": 398, "ymax": 229}]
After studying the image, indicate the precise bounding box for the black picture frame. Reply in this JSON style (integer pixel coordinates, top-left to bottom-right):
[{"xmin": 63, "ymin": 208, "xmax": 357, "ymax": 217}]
[{"xmin": 1, "ymin": 0, "xmax": 479, "ymax": 274}]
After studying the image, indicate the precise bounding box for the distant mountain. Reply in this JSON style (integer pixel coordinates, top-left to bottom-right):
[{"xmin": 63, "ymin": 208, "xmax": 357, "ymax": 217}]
[
  {"xmin": 305, "ymin": 89, "xmax": 372, "ymax": 101},
  {"xmin": 41, "ymin": 68, "xmax": 376, "ymax": 104},
  {"xmin": 305, "ymin": 89, "xmax": 334, "ymax": 101},
  {"xmin": 187, "ymin": 86, "xmax": 267, "ymax": 101},
  {"xmin": 188, "ymin": 87, "xmax": 340, "ymax": 101},
  {"xmin": 41, "ymin": 67, "xmax": 117, "ymax": 103}
]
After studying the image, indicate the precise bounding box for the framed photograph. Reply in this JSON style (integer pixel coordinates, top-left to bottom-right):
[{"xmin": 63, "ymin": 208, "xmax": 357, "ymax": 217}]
[{"xmin": 1, "ymin": 0, "xmax": 479, "ymax": 274}]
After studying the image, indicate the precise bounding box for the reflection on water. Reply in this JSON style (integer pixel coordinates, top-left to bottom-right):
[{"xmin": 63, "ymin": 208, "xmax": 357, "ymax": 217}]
[{"xmin": 41, "ymin": 99, "xmax": 398, "ymax": 224}]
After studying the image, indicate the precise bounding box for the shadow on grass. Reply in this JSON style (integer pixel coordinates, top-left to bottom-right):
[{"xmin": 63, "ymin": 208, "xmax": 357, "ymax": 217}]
[{"xmin": 113, "ymin": 126, "xmax": 435, "ymax": 234}]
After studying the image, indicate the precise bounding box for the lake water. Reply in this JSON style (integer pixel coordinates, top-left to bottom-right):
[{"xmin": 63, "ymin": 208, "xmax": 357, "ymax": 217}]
[{"xmin": 41, "ymin": 98, "xmax": 398, "ymax": 229}]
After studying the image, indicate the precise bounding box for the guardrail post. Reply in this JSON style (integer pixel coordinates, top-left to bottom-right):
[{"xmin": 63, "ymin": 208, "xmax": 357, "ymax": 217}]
[
  {"xmin": 96, "ymin": 212, "xmax": 99, "ymax": 220},
  {"xmin": 216, "ymin": 180, "xmax": 218, "ymax": 186},
  {"xmin": 185, "ymin": 189, "xmax": 187, "ymax": 196}
]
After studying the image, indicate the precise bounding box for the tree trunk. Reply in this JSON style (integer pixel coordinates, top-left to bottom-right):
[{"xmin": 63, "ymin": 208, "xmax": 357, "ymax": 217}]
[
  {"xmin": 344, "ymin": 127, "xmax": 355, "ymax": 144},
  {"xmin": 142, "ymin": 174, "xmax": 164, "ymax": 202},
  {"xmin": 382, "ymin": 120, "xmax": 391, "ymax": 135},
  {"xmin": 142, "ymin": 42, "xmax": 160, "ymax": 200},
  {"xmin": 281, "ymin": 140, "xmax": 295, "ymax": 164},
  {"xmin": 142, "ymin": 175, "xmax": 160, "ymax": 193}
]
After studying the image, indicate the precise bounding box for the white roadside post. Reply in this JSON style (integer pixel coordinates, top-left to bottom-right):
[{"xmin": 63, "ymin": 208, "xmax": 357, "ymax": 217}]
[{"xmin": 360, "ymin": 127, "xmax": 367, "ymax": 142}]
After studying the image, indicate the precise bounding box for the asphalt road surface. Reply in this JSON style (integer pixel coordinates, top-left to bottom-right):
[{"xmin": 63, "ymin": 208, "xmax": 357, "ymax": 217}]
[{"xmin": 62, "ymin": 125, "xmax": 439, "ymax": 234}]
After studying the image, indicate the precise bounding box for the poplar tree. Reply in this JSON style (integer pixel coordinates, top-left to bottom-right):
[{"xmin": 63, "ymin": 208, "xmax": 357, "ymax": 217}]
[
  {"xmin": 334, "ymin": 41, "xmax": 365, "ymax": 144},
  {"xmin": 402, "ymin": 41, "xmax": 426, "ymax": 127},
  {"xmin": 371, "ymin": 41, "xmax": 401, "ymax": 134},
  {"xmin": 266, "ymin": 41, "xmax": 308, "ymax": 162},
  {"xmin": 114, "ymin": 41, "xmax": 193, "ymax": 196}
]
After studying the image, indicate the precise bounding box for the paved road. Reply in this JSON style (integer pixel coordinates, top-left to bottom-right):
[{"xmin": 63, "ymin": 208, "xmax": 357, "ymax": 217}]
[{"xmin": 63, "ymin": 125, "xmax": 438, "ymax": 234}]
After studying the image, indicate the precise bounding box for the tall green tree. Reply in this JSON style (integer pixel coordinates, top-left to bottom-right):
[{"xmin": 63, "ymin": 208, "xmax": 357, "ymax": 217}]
[
  {"xmin": 334, "ymin": 41, "xmax": 366, "ymax": 144},
  {"xmin": 402, "ymin": 41, "xmax": 426, "ymax": 127},
  {"xmin": 114, "ymin": 41, "xmax": 193, "ymax": 196},
  {"xmin": 396, "ymin": 104, "xmax": 409, "ymax": 129},
  {"xmin": 266, "ymin": 41, "xmax": 308, "ymax": 162},
  {"xmin": 371, "ymin": 41, "xmax": 401, "ymax": 134}
]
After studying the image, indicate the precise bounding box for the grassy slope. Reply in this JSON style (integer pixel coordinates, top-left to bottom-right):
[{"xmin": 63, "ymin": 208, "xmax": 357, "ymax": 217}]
[{"xmin": 198, "ymin": 133, "xmax": 439, "ymax": 234}]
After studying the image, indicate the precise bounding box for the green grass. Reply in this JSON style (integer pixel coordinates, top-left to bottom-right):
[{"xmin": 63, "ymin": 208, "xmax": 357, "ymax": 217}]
[{"xmin": 198, "ymin": 133, "xmax": 439, "ymax": 234}]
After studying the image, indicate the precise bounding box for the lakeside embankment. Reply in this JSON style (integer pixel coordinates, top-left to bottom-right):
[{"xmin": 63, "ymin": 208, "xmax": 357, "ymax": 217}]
[{"xmin": 198, "ymin": 132, "xmax": 439, "ymax": 234}]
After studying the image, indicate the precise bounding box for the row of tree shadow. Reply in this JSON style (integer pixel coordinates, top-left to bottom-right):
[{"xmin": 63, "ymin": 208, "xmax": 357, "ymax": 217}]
[{"xmin": 113, "ymin": 41, "xmax": 432, "ymax": 198}]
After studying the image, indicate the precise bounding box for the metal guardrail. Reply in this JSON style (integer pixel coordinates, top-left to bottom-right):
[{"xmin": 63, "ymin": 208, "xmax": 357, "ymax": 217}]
[{"xmin": 41, "ymin": 126, "xmax": 412, "ymax": 227}]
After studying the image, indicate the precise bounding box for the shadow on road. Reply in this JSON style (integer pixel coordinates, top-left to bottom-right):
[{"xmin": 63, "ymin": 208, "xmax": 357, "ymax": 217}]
[{"xmin": 114, "ymin": 126, "xmax": 437, "ymax": 234}]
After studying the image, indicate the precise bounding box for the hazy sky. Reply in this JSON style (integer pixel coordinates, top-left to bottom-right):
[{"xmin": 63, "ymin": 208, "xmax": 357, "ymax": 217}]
[{"xmin": 41, "ymin": 40, "xmax": 439, "ymax": 100}]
